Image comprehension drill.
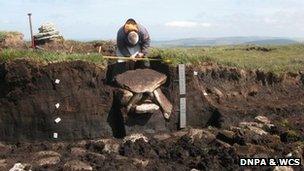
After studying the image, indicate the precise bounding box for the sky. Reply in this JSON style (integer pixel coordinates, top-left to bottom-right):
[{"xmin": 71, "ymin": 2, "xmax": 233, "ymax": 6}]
[{"xmin": 0, "ymin": 0, "xmax": 304, "ymax": 41}]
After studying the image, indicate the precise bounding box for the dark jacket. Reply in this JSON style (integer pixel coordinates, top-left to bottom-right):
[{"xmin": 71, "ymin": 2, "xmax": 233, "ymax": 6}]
[{"xmin": 117, "ymin": 24, "xmax": 150, "ymax": 57}]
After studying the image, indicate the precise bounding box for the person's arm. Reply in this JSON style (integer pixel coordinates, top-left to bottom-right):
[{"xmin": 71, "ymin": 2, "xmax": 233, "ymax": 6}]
[
  {"xmin": 139, "ymin": 26, "xmax": 150, "ymax": 56},
  {"xmin": 117, "ymin": 27, "xmax": 131, "ymax": 57}
]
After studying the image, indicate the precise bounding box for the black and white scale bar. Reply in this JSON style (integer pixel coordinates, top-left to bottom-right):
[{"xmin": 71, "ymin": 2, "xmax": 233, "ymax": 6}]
[{"xmin": 178, "ymin": 64, "xmax": 186, "ymax": 129}]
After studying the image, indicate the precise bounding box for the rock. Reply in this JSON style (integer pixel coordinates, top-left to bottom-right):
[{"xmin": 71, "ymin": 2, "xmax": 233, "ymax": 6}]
[
  {"xmin": 239, "ymin": 121, "xmax": 270, "ymax": 135},
  {"xmin": 163, "ymin": 113, "xmax": 170, "ymax": 119},
  {"xmin": 63, "ymin": 160, "xmax": 93, "ymax": 171},
  {"xmin": 273, "ymin": 166, "xmax": 294, "ymax": 171},
  {"xmin": 115, "ymin": 155, "xmax": 128, "ymax": 160},
  {"xmin": 34, "ymin": 22, "xmax": 62, "ymax": 42},
  {"xmin": 115, "ymin": 69, "xmax": 167, "ymax": 93},
  {"xmin": 214, "ymin": 139, "xmax": 231, "ymax": 148},
  {"xmin": 292, "ymin": 145, "xmax": 303, "ymax": 161},
  {"xmin": 172, "ymin": 131, "xmax": 188, "ymax": 138},
  {"xmin": 217, "ymin": 130, "xmax": 236, "ymax": 144},
  {"xmin": 213, "ymin": 87, "xmax": 224, "ymax": 98},
  {"xmin": 132, "ymin": 158, "xmax": 149, "ymax": 167},
  {"xmin": 96, "ymin": 139, "xmax": 120, "ymax": 153},
  {"xmin": 247, "ymin": 126, "xmax": 268, "ymax": 135},
  {"xmin": 117, "ymin": 89, "xmax": 133, "ymax": 105},
  {"xmin": 35, "ymin": 150, "xmax": 61, "ymax": 158},
  {"xmin": 230, "ymin": 91, "xmax": 240, "ymax": 97},
  {"xmin": 153, "ymin": 133, "xmax": 171, "ymax": 141},
  {"xmin": 239, "ymin": 121, "xmax": 264, "ymax": 128},
  {"xmin": 0, "ymin": 159, "xmax": 7, "ymax": 169},
  {"xmin": 9, "ymin": 163, "xmax": 31, "ymax": 171},
  {"xmin": 35, "ymin": 150, "xmax": 61, "ymax": 167},
  {"xmin": 37, "ymin": 156, "xmax": 60, "ymax": 167},
  {"xmin": 86, "ymin": 152, "xmax": 106, "ymax": 160},
  {"xmin": 247, "ymin": 85, "xmax": 259, "ymax": 96},
  {"xmin": 0, "ymin": 142, "xmax": 11, "ymax": 154},
  {"xmin": 188, "ymin": 129, "xmax": 216, "ymax": 143},
  {"xmin": 126, "ymin": 93, "xmax": 143, "ymax": 111},
  {"xmin": 123, "ymin": 133, "xmax": 148, "ymax": 143},
  {"xmin": 71, "ymin": 147, "xmax": 87, "ymax": 157},
  {"xmin": 135, "ymin": 103, "xmax": 160, "ymax": 113},
  {"xmin": 235, "ymin": 144, "xmax": 269, "ymax": 156},
  {"xmin": 51, "ymin": 142, "xmax": 66, "ymax": 151},
  {"xmin": 153, "ymin": 88, "xmax": 173, "ymax": 118},
  {"xmin": 76, "ymin": 140, "xmax": 87, "ymax": 147},
  {"xmin": 255, "ymin": 115, "xmax": 271, "ymax": 124},
  {"xmin": 191, "ymin": 169, "xmax": 199, "ymax": 171}
]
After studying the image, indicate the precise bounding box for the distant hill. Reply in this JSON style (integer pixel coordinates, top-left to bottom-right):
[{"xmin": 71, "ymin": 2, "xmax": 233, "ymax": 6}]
[{"xmin": 152, "ymin": 37, "xmax": 300, "ymax": 47}]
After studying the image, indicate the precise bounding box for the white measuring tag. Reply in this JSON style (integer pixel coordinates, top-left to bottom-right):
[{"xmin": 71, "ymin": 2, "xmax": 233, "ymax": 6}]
[
  {"xmin": 55, "ymin": 79, "xmax": 60, "ymax": 84},
  {"xmin": 53, "ymin": 132, "xmax": 58, "ymax": 139},
  {"xmin": 54, "ymin": 117, "xmax": 61, "ymax": 123}
]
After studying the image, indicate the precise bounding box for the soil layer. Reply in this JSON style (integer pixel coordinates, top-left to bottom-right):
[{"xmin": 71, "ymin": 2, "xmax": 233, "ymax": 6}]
[{"xmin": 0, "ymin": 59, "xmax": 303, "ymax": 170}]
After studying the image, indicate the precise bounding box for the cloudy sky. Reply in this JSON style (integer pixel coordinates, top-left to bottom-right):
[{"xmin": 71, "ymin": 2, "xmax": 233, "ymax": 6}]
[{"xmin": 0, "ymin": 0, "xmax": 304, "ymax": 40}]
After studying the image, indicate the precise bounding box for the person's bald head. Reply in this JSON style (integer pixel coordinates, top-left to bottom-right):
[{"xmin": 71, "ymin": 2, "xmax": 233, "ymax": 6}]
[{"xmin": 127, "ymin": 31, "xmax": 139, "ymax": 45}]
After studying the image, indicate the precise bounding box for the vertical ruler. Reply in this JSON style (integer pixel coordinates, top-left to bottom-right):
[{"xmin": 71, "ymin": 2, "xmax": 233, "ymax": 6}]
[{"xmin": 178, "ymin": 64, "xmax": 186, "ymax": 128}]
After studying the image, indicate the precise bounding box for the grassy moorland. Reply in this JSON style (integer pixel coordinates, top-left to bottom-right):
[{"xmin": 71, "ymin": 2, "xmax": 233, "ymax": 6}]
[
  {"xmin": 0, "ymin": 48, "xmax": 105, "ymax": 64},
  {"xmin": 1, "ymin": 44, "xmax": 304, "ymax": 74},
  {"xmin": 149, "ymin": 44, "xmax": 304, "ymax": 74}
]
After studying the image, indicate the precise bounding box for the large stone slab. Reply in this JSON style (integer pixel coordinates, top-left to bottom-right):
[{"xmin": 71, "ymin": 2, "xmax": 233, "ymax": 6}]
[
  {"xmin": 153, "ymin": 88, "xmax": 173, "ymax": 119},
  {"xmin": 135, "ymin": 103, "xmax": 160, "ymax": 114},
  {"xmin": 115, "ymin": 69, "xmax": 167, "ymax": 93}
]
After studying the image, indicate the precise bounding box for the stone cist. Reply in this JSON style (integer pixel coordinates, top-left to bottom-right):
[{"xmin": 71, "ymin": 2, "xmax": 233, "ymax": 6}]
[{"xmin": 115, "ymin": 69, "xmax": 173, "ymax": 120}]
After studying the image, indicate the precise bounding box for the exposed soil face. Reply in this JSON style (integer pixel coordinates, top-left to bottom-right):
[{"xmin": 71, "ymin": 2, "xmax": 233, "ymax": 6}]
[
  {"xmin": 187, "ymin": 64, "xmax": 304, "ymax": 131},
  {"xmin": 0, "ymin": 59, "xmax": 113, "ymax": 141},
  {"xmin": 0, "ymin": 59, "xmax": 303, "ymax": 170}
]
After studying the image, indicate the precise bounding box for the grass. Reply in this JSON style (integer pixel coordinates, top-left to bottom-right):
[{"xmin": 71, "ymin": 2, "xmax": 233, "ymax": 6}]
[
  {"xmin": 0, "ymin": 49, "xmax": 105, "ymax": 64},
  {"xmin": 1, "ymin": 44, "xmax": 304, "ymax": 74},
  {"xmin": 148, "ymin": 44, "xmax": 304, "ymax": 74}
]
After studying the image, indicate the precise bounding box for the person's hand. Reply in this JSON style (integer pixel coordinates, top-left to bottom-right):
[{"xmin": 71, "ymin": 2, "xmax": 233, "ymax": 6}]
[
  {"xmin": 130, "ymin": 53, "xmax": 137, "ymax": 61},
  {"xmin": 136, "ymin": 52, "xmax": 145, "ymax": 58}
]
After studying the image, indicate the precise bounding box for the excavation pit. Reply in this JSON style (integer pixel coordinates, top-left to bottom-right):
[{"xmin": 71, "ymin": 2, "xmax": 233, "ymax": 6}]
[{"xmin": 0, "ymin": 59, "xmax": 303, "ymax": 142}]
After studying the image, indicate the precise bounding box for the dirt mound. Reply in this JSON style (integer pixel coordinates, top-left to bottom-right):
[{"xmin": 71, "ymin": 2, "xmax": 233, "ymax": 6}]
[
  {"xmin": 0, "ymin": 32, "xmax": 25, "ymax": 49},
  {"xmin": 38, "ymin": 40, "xmax": 116, "ymax": 56}
]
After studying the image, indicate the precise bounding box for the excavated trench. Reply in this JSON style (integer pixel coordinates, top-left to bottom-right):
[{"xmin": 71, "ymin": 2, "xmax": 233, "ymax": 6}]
[
  {"xmin": 0, "ymin": 59, "xmax": 303, "ymax": 142},
  {"xmin": 0, "ymin": 59, "xmax": 304, "ymax": 170}
]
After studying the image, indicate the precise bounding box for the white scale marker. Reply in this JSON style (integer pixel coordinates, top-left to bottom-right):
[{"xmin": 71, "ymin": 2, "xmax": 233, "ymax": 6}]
[
  {"xmin": 55, "ymin": 79, "xmax": 60, "ymax": 84},
  {"xmin": 54, "ymin": 117, "xmax": 61, "ymax": 123},
  {"xmin": 55, "ymin": 103, "xmax": 60, "ymax": 109},
  {"xmin": 53, "ymin": 132, "xmax": 58, "ymax": 139},
  {"xmin": 193, "ymin": 71, "xmax": 198, "ymax": 76},
  {"xmin": 203, "ymin": 90, "xmax": 208, "ymax": 96},
  {"xmin": 53, "ymin": 79, "xmax": 61, "ymax": 140},
  {"xmin": 179, "ymin": 64, "xmax": 186, "ymax": 129}
]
